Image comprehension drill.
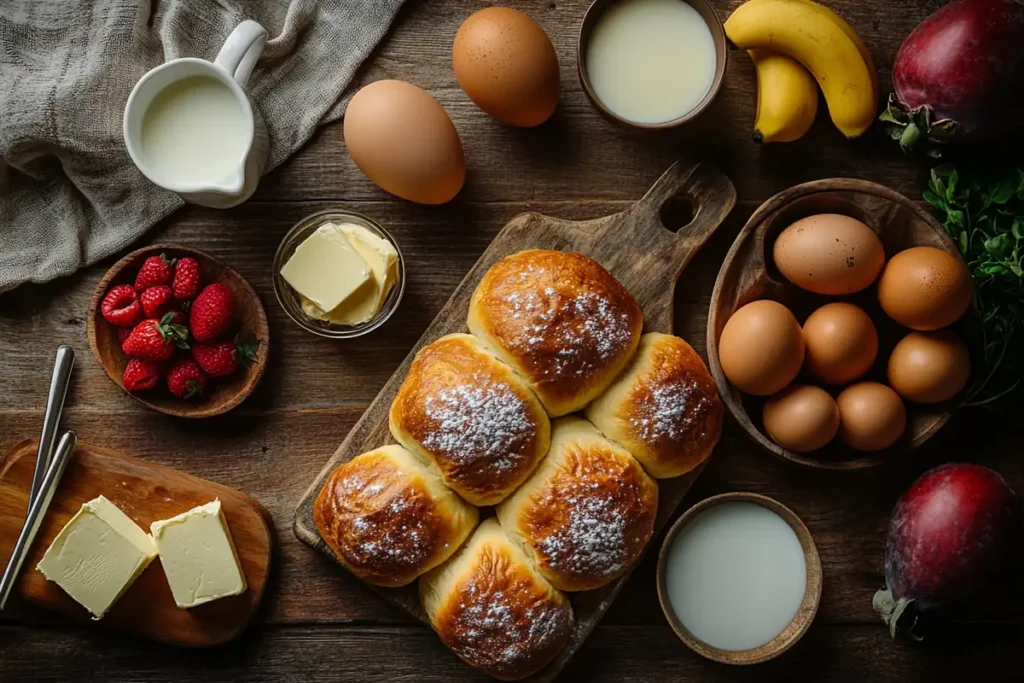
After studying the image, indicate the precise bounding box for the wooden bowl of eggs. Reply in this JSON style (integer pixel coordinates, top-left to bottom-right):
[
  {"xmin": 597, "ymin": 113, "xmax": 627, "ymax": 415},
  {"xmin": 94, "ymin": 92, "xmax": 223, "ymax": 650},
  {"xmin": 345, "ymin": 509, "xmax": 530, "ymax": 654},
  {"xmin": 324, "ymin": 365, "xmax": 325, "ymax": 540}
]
[{"xmin": 707, "ymin": 179, "xmax": 978, "ymax": 470}]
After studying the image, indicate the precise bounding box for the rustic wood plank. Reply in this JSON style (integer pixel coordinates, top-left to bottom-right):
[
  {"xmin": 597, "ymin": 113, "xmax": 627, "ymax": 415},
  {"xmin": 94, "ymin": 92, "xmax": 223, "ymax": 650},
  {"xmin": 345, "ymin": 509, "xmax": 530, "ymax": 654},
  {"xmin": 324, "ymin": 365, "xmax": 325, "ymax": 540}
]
[
  {"xmin": 0, "ymin": 198, "xmax": 747, "ymax": 410},
  {"xmin": 245, "ymin": 0, "xmax": 942, "ymax": 205},
  {"xmin": 1, "ymin": 621, "xmax": 1020, "ymax": 682},
  {"xmin": 0, "ymin": 0, "xmax": 1015, "ymax": 679},
  {"xmin": 0, "ymin": 407, "xmax": 1020, "ymax": 629}
]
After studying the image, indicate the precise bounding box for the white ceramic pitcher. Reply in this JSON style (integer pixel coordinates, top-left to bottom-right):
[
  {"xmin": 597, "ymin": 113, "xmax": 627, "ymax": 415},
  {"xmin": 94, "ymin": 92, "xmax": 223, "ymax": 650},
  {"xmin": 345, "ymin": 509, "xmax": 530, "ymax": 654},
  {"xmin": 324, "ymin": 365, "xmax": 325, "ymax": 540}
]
[{"xmin": 123, "ymin": 20, "xmax": 270, "ymax": 209}]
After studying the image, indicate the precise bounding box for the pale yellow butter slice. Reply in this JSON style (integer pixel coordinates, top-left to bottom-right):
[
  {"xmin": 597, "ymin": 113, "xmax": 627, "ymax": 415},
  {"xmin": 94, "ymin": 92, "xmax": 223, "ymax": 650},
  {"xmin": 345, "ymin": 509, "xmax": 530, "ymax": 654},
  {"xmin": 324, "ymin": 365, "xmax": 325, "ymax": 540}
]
[
  {"xmin": 281, "ymin": 222, "xmax": 371, "ymax": 313},
  {"xmin": 300, "ymin": 223, "xmax": 399, "ymax": 325},
  {"xmin": 150, "ymin": 499, "xmax": 246, "ymax": 609},
  {"xmin": 36, "ymin": 495, "xmax": 158, "ymax": 619}
]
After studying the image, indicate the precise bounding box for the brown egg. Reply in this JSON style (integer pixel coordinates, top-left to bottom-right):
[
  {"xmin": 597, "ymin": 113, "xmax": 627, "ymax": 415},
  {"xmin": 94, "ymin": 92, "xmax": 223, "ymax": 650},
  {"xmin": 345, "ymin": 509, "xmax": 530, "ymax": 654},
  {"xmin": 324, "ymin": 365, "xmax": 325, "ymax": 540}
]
[
  {"xmin": 877, "ymin": 246, "xmax": 972, "ymax": 330},
  {"xmin": 836, "ymin": 382, "xmax": 906, "ymax": 451},
  {"xmin": 718, "ymin": 300, "xmax": 805, "ymax": 396},
  {"xmin": 802, "ymin": 302, "xmax": 879, "ymax": 385},
  {"xmin": 888, "ymin": 330, "xmax": 971, "ymax": 404},
  {"xmin": 453, "ymin": 7, "xmax": 560, "ymax": 127},
  {"xmin": 344, "ymin": 80, "xmax": 465, "ymax": 204},
  {"xmin": 763, "ymin": 385, "xmax": 840, "ymax": 453},
  {"xmin": 773, "ymin": 214, "xmax": 885, "ymax": 295}
]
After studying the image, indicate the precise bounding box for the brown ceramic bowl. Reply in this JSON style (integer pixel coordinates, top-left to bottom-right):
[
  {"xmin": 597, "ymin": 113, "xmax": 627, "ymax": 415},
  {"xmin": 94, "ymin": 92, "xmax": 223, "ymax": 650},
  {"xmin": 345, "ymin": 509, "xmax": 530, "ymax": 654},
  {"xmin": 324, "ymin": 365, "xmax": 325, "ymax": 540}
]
[
  {"xmin": 87, "ymin": 245, "xmax": 269, "ymax": 418},
  {"xmin": 577, "ymin": 0, "xmax": 728, "ymax": 129},
  {"xmin": 707, "ymin": 179, "xmax": 980, "ymax": 470},
  {"xmin": 656, "ymin": 492, "xmax": 822, "ymax": 665}
]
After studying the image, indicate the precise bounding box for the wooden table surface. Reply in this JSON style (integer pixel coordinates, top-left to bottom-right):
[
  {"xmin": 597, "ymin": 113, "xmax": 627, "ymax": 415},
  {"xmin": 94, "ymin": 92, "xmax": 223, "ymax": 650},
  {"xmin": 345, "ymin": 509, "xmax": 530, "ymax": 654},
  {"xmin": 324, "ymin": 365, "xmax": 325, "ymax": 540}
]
[{"xmin": 2, "ymin": 1, "xmax": 1022, "ymax": 680}]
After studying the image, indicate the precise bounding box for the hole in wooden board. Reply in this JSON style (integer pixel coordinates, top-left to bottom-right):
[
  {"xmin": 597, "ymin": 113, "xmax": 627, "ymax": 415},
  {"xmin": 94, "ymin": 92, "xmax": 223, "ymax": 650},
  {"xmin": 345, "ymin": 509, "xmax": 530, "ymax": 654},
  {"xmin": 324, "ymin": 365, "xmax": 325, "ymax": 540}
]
[{"xmin": 660, "ymin": 196, "xmax": 695, "ymax": 233}]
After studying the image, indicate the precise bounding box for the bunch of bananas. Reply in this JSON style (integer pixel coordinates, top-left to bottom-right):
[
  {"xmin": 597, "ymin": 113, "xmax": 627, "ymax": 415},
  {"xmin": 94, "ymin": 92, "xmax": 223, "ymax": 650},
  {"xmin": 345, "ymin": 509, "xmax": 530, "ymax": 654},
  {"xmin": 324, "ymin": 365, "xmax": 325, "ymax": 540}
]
[{"xmin": 725, "ymin": 0, "xmax": 878, "ymax": 143}]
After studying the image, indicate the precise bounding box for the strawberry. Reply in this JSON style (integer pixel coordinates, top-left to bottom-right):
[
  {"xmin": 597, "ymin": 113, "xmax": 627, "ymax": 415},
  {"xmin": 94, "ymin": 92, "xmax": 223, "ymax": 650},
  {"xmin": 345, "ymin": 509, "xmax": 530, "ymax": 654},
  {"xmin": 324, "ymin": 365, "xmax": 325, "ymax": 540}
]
[
  {"xmin": 118, "ymin": 327, "xmax": 132, "ymax": 345},
  {"xmin": 190, "ymin": 283, "xmax": 235, "ymax": 342},
  {"xmin": 140, "ymin": 285, "xmax": 173, "ymax": 318},
  {"xmin": 165, "ymin": 308, "xmax": 188, "ymax": 328},
  {"xmin": 122, "ymin": 358, "xmax": 162, "ymax": 392},
  {"xmin": 192, "ymin": 338, "xmax": 260, "ymax": 377},
  {"xmin": 100, "ymin": 284, "xmax": 143, "ymax": 328},
  {"xmin": 135, "ymin": 253, "xmax": 175, "ymax": 290},
  {"xmin": 122, "ymin": 313, "xmax": 189, "ymax": 361},
  {"xmin": 172, "ymin": 257, "xmax": 202, "ymax": 301},
  {"xmin": 167, "ymin": 359, "xmax": 207, "ymax": 399}
]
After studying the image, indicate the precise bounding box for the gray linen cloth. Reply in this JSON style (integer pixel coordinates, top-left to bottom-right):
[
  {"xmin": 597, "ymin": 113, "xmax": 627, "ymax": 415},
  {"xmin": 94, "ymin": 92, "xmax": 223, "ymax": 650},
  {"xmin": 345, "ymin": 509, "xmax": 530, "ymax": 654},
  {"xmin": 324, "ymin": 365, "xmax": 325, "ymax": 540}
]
[{"xmin": 0, "ymin": 0, "xmax": 405, "ymax": 293}]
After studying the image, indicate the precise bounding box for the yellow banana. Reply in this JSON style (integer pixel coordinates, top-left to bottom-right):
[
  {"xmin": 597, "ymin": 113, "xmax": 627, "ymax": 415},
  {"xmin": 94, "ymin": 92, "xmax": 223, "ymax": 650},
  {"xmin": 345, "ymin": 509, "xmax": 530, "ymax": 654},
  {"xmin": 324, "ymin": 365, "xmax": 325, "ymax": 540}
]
[
  {"xmin": 749, "ymin": 49, "xmax": 819, "ymax": 143},
  {"xmin": 725, "ymin": 0, "xmax": 878, "ymax": 138}
]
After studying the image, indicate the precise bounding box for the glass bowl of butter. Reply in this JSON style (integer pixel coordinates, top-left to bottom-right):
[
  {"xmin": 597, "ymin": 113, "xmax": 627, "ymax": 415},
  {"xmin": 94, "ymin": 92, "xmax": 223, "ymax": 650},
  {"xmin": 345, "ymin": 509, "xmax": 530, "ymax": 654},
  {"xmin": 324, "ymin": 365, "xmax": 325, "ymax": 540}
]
[{"xmin": 273, "ymin": 210, "xmax": 405, "ymax": 338}]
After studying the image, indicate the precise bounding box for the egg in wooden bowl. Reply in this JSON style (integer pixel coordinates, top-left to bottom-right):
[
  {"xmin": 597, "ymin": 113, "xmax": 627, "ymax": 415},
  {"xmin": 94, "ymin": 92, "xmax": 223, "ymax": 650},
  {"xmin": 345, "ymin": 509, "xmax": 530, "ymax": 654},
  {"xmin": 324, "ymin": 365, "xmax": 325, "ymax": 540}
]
[
  {"xmin": 87, "ymin": 245, "xmax": 269, "ymax": 419},
  {"xmin": 707, "ymin": 179, "xmax": 979, "ymax": 470}
]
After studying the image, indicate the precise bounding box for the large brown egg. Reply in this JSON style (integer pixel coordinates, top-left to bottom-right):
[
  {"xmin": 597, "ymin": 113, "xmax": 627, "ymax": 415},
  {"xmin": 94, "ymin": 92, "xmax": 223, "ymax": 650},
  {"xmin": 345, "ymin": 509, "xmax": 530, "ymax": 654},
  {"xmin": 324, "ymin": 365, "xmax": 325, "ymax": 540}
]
[
  {"xmin": 773, "ymin": 214, "xmax": 885, "ymax": 295},
  {"xmin": 344, "ymin": 80, "xmax": 465, "ymax": 204},
  {"xmin": 453, "ymin": 7, "xmax": 560, "ymax": 127},
  {"xmin": 877, "ymin": 246, "xmax": 972, "ymax": 330},
  {"xmin": 802, "ymin": 302, "xmax": 878, "ymax": 385},
  {"xmin": 718, "ymin": 300, "xmax": 805, "ymax": 396},
  {"xmin": 763, "ymin": 385, "xmax": 840, "ymax": 453},
  {"xmin": 836, "ymin": 382, "xmax": 906, "ymax": 451},
  {"xmin": 888, "ymin": 330, "xmax": 971, "ymax": 403}
]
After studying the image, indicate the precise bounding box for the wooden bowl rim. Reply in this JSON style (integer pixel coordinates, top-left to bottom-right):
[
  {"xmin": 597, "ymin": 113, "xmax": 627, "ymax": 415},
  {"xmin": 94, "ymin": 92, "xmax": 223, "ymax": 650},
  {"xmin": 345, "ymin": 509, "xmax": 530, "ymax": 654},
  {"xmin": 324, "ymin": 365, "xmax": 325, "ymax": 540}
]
[
  {"xmin": 706, "ymin": 178, "xmax": 961, "ymax": 470},
  {"xmin": 86, "ymin": 244, "xmax": 269, "ymax": 419},
  {"xmin": 656, "ymin": 491, "xmax": 823, "ymax": 665},
  {"xmin": 576, "ymin": 0, "xmax": 728, "ymax": 130}
]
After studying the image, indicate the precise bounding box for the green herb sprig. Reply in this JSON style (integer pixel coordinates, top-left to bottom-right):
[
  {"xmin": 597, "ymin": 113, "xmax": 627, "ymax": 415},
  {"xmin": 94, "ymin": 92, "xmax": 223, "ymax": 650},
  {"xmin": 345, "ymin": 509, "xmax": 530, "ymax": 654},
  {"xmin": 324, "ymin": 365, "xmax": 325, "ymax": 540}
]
[{"xmin": 924, "ymin": 164, "xmax": 1024, "ymax": 410}]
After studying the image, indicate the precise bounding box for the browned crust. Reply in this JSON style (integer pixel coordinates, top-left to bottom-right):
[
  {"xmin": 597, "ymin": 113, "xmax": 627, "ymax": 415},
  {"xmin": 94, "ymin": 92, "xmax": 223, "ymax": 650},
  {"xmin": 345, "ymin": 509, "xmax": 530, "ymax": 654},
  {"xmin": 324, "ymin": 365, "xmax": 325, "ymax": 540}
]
[
  {"xmin": 619, "ymin": 336, "xmax": 723, "ymax": 475},
  {"xmin": 471, "ymin": 250, "xmax": 642, "ymax": 410},
  {"xmin": 434, "ymin": 538, "xmax": 574, "ymax": 680},
  {"xmin": 313, "ymin": 453, "xmax": 457, "ymax": 587},
  {"xmin": 391, "ymin": 336, "xmax": 547, "ymax": 504},
  {"xmin": 520, "ymin": 441, "xmax": 658, "ymax": 591}
]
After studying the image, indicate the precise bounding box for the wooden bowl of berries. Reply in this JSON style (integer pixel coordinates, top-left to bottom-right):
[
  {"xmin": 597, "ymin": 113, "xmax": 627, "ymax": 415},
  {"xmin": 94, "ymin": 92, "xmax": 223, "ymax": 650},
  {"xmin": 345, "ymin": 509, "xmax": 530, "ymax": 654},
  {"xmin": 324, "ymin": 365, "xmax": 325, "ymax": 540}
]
[{"xmin": 87, "ymin": 245, "xmax": 269, "ymax": 418}]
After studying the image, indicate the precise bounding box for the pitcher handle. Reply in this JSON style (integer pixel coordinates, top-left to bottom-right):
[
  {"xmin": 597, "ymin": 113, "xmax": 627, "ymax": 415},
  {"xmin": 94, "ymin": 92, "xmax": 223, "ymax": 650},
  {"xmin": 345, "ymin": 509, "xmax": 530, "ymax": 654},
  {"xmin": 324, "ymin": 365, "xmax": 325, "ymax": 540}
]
[{"xmin": 214, "ymin": 20, "xmax": 268, "ymax": 88}]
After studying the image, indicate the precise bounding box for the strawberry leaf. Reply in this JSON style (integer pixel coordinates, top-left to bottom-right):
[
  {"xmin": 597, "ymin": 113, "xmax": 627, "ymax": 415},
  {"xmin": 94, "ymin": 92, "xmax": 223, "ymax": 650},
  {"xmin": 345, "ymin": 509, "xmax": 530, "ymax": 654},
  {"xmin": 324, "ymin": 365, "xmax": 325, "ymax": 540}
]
[{"xmin": 184, "ymin": 379, "xmax": 203, "ymax": 399}]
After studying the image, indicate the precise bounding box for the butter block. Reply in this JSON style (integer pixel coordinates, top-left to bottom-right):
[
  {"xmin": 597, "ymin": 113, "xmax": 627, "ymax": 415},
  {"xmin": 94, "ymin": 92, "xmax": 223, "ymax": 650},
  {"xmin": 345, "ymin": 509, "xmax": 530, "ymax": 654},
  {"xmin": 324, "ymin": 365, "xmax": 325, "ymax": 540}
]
[
  {"xmin": 36, "ymin": 495, "xmax": 158, "ymax": 619},
  {"xmin": 150, "ymin": 499, "xmax": 246, "ymax": 609},
  {"xmin": 300, "ymin": 223, "xmax": 399, "ymax": 325},
  {"xmin": 281, "ymin": 222, "xmax": 372, "ymax": 312}
]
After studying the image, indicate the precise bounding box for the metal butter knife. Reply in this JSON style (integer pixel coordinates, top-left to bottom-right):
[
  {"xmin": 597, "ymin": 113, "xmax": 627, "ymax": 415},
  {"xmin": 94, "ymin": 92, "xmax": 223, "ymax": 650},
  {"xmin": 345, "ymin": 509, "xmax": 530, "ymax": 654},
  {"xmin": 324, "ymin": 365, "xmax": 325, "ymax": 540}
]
[{"xmin": 0, "ymin": 431, "xmax": 77, "ymax": 609}]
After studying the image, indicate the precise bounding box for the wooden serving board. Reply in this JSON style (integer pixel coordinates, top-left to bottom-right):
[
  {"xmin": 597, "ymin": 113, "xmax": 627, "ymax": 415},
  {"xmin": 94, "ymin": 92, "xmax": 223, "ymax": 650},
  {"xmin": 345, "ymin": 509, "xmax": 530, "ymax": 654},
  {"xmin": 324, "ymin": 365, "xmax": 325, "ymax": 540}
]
[
  {"xmin": 293, "ymin": 159, "xmax": 736, "ymax": 681},
  {"xmin": 0, "ymin": 439, "xmax": 273, "ymax": 647}
]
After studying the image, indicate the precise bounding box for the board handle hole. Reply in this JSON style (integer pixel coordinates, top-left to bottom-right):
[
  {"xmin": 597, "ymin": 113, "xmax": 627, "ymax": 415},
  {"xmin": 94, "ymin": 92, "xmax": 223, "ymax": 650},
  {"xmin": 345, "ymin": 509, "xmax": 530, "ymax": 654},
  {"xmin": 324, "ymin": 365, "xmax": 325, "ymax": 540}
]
[{"xmin": 659, "ymin": 196, "xmax": 695, "ymax": 233}]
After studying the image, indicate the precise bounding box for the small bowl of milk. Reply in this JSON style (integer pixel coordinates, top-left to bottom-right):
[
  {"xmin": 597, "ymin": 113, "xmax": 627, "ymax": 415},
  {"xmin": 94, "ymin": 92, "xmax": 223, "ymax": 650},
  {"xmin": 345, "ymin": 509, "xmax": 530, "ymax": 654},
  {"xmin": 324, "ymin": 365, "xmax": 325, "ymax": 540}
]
[
  {"xmin": 577, "ymin": 0, "xmax": 727, "ymax": 129},
  {"xmin": 656, "ymin": 492, "xmax": 822, "ymax": 664}
]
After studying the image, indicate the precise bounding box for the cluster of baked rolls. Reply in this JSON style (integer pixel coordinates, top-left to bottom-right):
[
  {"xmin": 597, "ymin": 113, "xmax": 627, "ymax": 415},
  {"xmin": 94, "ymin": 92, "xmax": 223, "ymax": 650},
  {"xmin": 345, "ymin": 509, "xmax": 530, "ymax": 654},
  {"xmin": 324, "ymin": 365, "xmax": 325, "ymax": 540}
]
[{"xmin": 314, "ymin": 249, "xmax": 723, "ymax": 680}]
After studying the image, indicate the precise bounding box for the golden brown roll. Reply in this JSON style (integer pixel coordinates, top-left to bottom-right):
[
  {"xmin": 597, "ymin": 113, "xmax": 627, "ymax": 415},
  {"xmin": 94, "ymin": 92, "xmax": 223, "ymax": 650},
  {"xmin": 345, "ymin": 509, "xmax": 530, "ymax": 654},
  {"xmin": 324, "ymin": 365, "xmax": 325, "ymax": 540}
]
[
  {"xmin": 420, "ymin": 518, "xmax": 574, "ymax": 681},
  {"xmin": 585, "ymin": 332, "xmax": 723, "ymax": 478},
  {"xmin": 389, "ymin": 334, "xmax": 551, "ymax": 506},
  {"xmin": 496, "ymin": 417, "xmax": 658, "ymax": 592},
  {"xmin": 314, "ymin": 445, "xmax": 478, "ymax": 587},
  {"xmin": 468, "ymin": 250, "xmax": 643, "ymax": 417}
]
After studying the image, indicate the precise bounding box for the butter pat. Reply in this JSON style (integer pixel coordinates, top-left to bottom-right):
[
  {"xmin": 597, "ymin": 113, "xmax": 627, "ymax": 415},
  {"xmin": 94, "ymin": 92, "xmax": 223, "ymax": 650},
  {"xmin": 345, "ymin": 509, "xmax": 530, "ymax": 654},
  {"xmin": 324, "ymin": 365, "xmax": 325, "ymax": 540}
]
[
  {"xmin": 281, "ymin": 222, "xmax": 372, "ymax": 312},
  {"xmin": 36, "ymin": 496, "xmax": 158, "ymax": 619},
  {"xmin": 150, "ymin": 499, "xmax": 246, "ymax": 609},
  {"xmin": 300, "ymin": 223, "xmax": 399, "ymax": 325}
]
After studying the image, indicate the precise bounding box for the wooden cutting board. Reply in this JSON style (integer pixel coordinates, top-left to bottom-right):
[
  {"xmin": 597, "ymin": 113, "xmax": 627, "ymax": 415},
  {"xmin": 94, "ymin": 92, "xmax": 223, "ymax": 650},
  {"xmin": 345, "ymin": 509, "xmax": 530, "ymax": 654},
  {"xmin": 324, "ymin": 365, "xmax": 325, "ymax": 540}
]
[
  {"xmin": 0, "ymin": 439, "xmax": 273, "ymax": 647},
  {"xmin": 293, "ymin": 159, "xmax": 737, "ymax": 681}
]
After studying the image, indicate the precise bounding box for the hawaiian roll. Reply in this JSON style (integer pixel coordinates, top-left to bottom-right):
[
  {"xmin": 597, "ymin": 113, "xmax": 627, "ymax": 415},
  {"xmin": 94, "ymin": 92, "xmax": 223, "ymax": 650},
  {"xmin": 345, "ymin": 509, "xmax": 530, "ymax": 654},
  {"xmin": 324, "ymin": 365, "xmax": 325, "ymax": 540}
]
[
  {"xmin": 586, "ymin": 333, "xmax": 723, "ymax": 478},
  {"xmin": 496, "ymin": 417, "xmax": 658, "ymax": 592},
  {"xmin": 389, "ymin": 334, "xmax": 551, "ymax": 506},
  {"xmin": 420, "ymin": 518, "xmax": 574, "ymax": 681},
  {"xmin": 313, "ymin": 445, "xmax": 478, "ymax": 587},
  {"xmin": 468, "ymin": 250, "xmax": 643, "ymax": 417}
]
